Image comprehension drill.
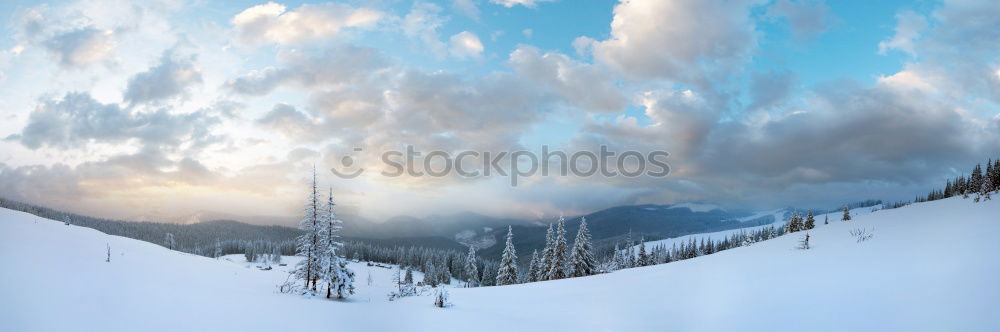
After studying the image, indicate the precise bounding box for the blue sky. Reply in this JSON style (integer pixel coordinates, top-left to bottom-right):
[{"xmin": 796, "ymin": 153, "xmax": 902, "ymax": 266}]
[{"xmin": 0, "ymin": 0, "xmax": 997, "ymax": 224}]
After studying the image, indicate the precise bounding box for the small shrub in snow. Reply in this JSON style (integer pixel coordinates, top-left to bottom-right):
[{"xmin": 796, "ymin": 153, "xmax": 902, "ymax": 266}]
[
  {"xmin": 797, "ymin": 233, "xmax": 810, "ymax": 250},
  {"xmin": 106, "ymin": 244, "xmax": 111, "ymax": 263},
  {"xmin": 433, "ymin": 289, "xmax": 450, "ymax": 308},
  {"xmin": 849, "ymin": 228, "xmax": 874, "ymax": 243}
]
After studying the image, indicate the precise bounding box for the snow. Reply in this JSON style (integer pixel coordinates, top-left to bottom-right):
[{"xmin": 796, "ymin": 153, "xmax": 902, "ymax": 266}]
[
  {"xmin": 637, "ymin": 205, "xmax": 877, "ymax": 251},
  {"xmin": 2, "ymin": 197, "xmax": 999, "ymax": 331}
]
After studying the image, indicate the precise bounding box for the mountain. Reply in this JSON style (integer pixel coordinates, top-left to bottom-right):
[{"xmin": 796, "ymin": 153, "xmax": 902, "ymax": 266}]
[{"xmin": 4, "ymin": 195, "xmax": 997, "ymax": 331}]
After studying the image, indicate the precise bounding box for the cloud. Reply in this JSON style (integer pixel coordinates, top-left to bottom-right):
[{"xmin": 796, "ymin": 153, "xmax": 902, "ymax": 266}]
[
  {"xmin": 14, "ymin": 92, "xmax": 221, "ymax": 150},
  {"xmin": 766, "ymin": 0, "xmax": 836, "ymax": 40},
  {"xmin": 592, "ymin": 0, "xmax": 763, "ymax": 87},
  {"xmin": 490, "ymin": 0, "xmax": 553, "ymax": 8},
  {"xmin": 449, "ymin": 31, "xmax": 484, "ymax": 59},
  {"xmin": 226, "ymin": 46, "xmax": 390, "ymax": 96},
  {"xmin": 402, "ymin": 2, "xmax": 449, "ymax": 58},
  {"xmin": 452, "ymin": 0, "xmax": 480, "ymax": 20},
  {"xmin": 507, "ymin": 45, "xmax": 627, "ymax": 113},
  {"xmin": 878, "ymin": 10, "xmax": 927, "ymax": 56},
  {"xmin": 124, "ymin": 50, "xmax": 203, "ymax": 105},
  {"xmin": 231, "ymin": 2, "xmax": 383, "ymax": 46},
  {"xmin": 255, "ymin": 104, "xmax": 326, "ymax": 142},
  {"xmin": 43, "ymin": 26, "xmax": 117, "ymax": 68},
  {"xmin": 747, "ymin": 70, "xmax": 796, "ymax": 111}
]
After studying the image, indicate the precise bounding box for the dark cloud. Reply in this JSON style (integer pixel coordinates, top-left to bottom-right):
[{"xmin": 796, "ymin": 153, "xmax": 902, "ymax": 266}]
[{"xmin": 747, "ymin": 71, "xmax": 796, "ymax": 111}]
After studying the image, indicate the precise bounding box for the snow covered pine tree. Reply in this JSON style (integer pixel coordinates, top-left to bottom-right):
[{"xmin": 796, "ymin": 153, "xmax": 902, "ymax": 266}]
[
  {"xmin": 320, "ymin": 188, "xmax": 354, "ymax": 299},
  {"xmin": 569, "ymin": 217, "xmax": 596, "ymax": 277},
  {"xmin": 496, "ymin": 226, "xmax": 519, "ymax": 286},
  {"xmin": 294, "ymin": 168, "xmax": 324, "ymax": 294},
  {"xmin": 464, "ymin": 246, "xmax": 480, "ymax": 287},
  {"xmin": 547, "ymin": 217, "xmax": 569, "ymax": 280}
]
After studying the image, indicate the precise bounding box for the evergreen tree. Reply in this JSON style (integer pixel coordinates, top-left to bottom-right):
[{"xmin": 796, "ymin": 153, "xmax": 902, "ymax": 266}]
[
  {"xmin": 546, "ymin": 217, "xmax": 569, "ymax": 280},
  {"xmin": 841, "ymin": 205, "xmax": 851, "ymax": 221},
  {"xmin": 63, "ymin": 215, "xmax": 71, "ymax": 226},
  {"xmin": 496, "ymin": 226, "xmax": 519, "ymax": 286},
  {"xmin": 423, "ymin": 263, "xmax": 438, "ymax": 287},
  {"xmin": 213, "ymin": 238, "xmax": 222, "ymax": 258},
  {"xmin": 637, "ymin": 240, "xmax": 649, "ymax": 267},
  {"xmin": 824, "ymin": 215, "xmax": 828, "ymax": 225},
  {"xmin": 294, "ymin": 167, "xmax": 323, "ymax": 293},
  {"xmin": 463, "ymin": 246, "xmax": 480, "ymax": 287},
  {"xmin": 539, "ymin": 222, "xmax": 555, "ymax": 280},
  {"xmin": 568, "ymin": 217, "xmax": 596, "ymax": 277},
  {"xmin": 804, "ymin": 210, "xmax": 815, "ymax": 230},
  {"xmin": 527, "ymin": 250, "xmax": 540, "ymax": 282},
  {"xmin": 404, "ymin": 267, "xmax": 414, "ymax": 284},
  {"xmin": 787, "ymin": 213, "xmax": 803, "ymax": 233},
  {"xmin": 320, "ymin": 188, "xmax": 353, "ymax": 299},
  {"xmin": 164, "ymin": 233, "xmax": 176, "ymax": 250}
]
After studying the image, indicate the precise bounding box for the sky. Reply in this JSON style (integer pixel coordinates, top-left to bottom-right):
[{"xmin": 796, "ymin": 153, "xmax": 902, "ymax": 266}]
[{"xmin": 0, "ymin": 0, "xmax": 998, "ymax": 225}]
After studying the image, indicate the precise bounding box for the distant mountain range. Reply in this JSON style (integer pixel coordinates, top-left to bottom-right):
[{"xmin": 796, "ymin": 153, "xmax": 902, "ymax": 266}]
[{"xmin": 13, "ymin": 195, "xmax": 880, "ymax": 264}]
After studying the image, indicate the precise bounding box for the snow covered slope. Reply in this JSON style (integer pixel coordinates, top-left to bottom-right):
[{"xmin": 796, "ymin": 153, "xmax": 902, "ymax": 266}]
[{"xmin": 2, "ymin": 197, "xmax": 999, "ymax": 331}]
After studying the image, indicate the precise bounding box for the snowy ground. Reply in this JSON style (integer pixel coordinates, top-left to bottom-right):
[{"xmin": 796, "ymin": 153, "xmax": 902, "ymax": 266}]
[
  {"xmin": 2, "ymin": 196, "xmax": 999, "ymax": 331},
  {"xmin": 635, "ymin": 205, "xmax": 877, "ymax": 251}
]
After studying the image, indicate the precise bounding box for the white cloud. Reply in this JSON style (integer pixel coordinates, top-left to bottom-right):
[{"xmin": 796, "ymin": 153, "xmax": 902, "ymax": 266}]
[
  {"xmin": 402, "ymin": 2, "xmax": 449, "ymax": 58},
  {"xmin": 452, "ymin": 0, "xmax": 480, "ymax": 20},
  {"xmin": 490, "ymin": 0, "xmax": 553, "ymax": 8},
  {"xmin": 43, "ymin": 27, "xmax": 117, "ymax": 68},
  {"xmin": 878, "ymin": 10, "xmax": 927, "ymax": 56},
  {"xmin": 592, "ymin": 0, "xmax": 763, "ymax": 87},
  {"xmin": 507, "ymin": 45, "xmax": 626, "ymax": 113},
  {"xmin": 231, "ymin": 2, "xmax": 383, "ymax": 46},
  {"xmin": 449, "ymin": 31, "xmax": 484, "ymax": 59}
]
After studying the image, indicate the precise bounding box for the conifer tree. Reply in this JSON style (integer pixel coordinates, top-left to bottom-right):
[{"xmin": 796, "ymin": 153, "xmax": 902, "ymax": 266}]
[
  {"xmin": 404, "ymin": 267, "xmax": 414, "ymax": 284},
  {"xmin": 637, "ymin": 240, "xmax": 649, "ymax": 267},
  {"xmin": 546, "ymin": 217, "xmax": 569, "ymax": 280},
  {"xmin": 568, "ymin": 217, "xmax": 596, "ymax": 277},
  {"xmin": 841, "ymin": 205, "xmax": 851, "ymax": 221},
  {"xmin": 464, "ymin": 246, "xmax": 480, "ymax": 287},
  {"xmin": 496, "ymin": 226, "xmax": 519, "ymax": 286},
  {"xmin": 294, "ymin": 167, "xmax": 323, "ymax": 293},
  {"xmin": 540, "ymin": 222, "xmax": 556, "ymax": 280},
  {"xmin": 527, "ymin": 250, "xmax": 540, "ymax": 282},
  {"xmin": 824, "ymin": 215, "xmax": 828, "ymax": 225},
  {"xmin": 164, "ymin": 233, "xmax": 176, "ymax": 250},
  {"xmin": 787, "ymin": 213, "xmax": 803, "ymax": 233},
  {"xmin": 804, "ymin": 210, "xmax": 815, "ymax": 230},
  {"xmin": 320, "ymin": 188, "xmax": 353, "ymax": 299}
]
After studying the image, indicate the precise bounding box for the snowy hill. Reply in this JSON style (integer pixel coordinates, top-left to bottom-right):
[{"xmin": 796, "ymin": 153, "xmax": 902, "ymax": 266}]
[{"xmin": 2, "ymin": 197, "xmax": 999, "ymax": 331}]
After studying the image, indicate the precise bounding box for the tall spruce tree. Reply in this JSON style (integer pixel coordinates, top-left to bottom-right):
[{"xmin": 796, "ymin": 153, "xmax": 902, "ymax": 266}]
[
  {"xmin": 526, "ymin": 250, "xmax": 540, "ymax": 282},
  {"xmin": 546, "ymin": 217, "xmax": 569, "ymax": 280},
  {"xmin": 568, "ymin": 217, "xmax": 596, "ymax": 277},
  {"xmin": 804, "ymin": 210, "xmax": 815, "ymax": 230},
  {"xmin": 841, "ymin": 205, "xmax": 851, "ymax": 221},
  {"xmin": 463, "ymin": 246, "xmax": 480, "ymax": 287},
  {"xmin": 539, "ymin": 222, "xmax": 555, "ymax": 280},
  {"xmin": 294, "ymin": 167, "xmax": 323, "ymax": 293},
  {"xmin": 320, "ymin": 188, "xmax": 353, "ymax": 299},
  {"xmin": 496, "ymin": 226, "xmax": 519, "ymax": 286}
]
